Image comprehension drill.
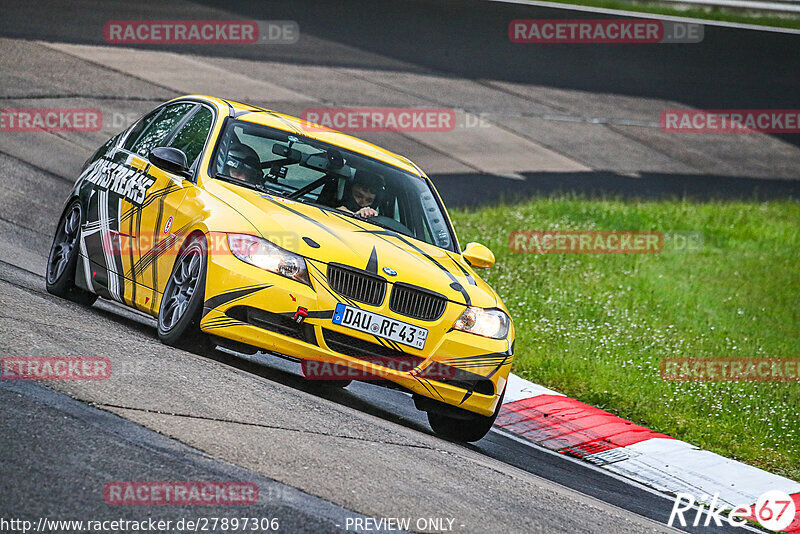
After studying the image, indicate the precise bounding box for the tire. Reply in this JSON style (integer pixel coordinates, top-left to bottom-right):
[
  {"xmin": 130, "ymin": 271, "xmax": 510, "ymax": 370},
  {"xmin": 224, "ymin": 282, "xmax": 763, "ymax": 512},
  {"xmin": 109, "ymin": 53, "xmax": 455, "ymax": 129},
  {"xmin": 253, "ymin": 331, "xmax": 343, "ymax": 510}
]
[
  {"xmin": 157, "ymin": 235, "xmax": 212, "ymax": 355},
  {"xmin": 45, "ymin": 200, "xmax": 98, "ymax": 306},
  {"xmin": 427, "ymin": 387, "xmax": 505, "ymax": 443}
]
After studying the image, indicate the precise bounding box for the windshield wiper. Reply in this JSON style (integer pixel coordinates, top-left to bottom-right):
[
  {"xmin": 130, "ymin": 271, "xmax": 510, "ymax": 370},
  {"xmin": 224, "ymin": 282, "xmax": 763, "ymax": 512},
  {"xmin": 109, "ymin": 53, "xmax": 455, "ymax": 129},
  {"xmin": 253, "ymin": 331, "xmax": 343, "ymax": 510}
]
[
  {"xmin": 214, "ymin": 174, "xmax": 263, "ymax": 192},
  {"xmin": 256, "ymin": 185, "xmax": 289, "ymax": 196},
  {"xmin": 214, "ymin": 174, "xmax": 294, "ymax": 197}
]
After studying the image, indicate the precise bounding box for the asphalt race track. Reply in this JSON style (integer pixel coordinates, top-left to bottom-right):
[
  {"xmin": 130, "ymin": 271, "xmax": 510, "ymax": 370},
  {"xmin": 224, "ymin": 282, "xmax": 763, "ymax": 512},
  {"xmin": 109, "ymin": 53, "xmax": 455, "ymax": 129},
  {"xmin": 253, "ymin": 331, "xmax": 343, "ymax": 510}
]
[{"xmin": 0, "ymin": 1, "xmax": 796, "ymax": 533}]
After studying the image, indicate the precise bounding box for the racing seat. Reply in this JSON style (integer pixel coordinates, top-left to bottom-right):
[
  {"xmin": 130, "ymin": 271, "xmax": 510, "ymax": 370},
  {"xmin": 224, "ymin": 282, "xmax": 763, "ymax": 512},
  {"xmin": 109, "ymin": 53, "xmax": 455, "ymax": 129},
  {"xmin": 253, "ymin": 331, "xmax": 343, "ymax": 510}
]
[{"xmin": 317, "ymin": 176, "xmax": 347, "ymax": 207}]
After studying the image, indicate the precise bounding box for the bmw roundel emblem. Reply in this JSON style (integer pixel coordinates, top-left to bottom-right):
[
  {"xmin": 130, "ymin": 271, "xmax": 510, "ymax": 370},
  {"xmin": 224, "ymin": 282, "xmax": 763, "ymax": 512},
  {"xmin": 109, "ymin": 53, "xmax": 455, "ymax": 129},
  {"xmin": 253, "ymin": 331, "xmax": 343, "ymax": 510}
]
[{"xmin": 382, "ymin": 267, "xmax": 397, "ymax": 276}]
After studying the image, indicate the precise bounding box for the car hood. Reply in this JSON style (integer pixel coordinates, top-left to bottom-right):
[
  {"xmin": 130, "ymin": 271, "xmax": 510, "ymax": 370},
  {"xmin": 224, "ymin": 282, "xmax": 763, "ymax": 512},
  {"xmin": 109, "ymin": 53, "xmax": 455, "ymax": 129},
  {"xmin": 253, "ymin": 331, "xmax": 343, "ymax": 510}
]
[{"xmin": 206, "ymin": 180, "xmax": 500, "ymax": 309}]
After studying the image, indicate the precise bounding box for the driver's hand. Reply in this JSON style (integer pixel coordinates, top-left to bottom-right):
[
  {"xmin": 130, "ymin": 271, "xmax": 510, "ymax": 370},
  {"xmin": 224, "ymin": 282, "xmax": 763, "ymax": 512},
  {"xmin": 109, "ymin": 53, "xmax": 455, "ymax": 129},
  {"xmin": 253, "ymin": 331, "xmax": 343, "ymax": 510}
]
[{"xmin": 356, "ymin": 207, "xmax": 378, "ymax": 218}]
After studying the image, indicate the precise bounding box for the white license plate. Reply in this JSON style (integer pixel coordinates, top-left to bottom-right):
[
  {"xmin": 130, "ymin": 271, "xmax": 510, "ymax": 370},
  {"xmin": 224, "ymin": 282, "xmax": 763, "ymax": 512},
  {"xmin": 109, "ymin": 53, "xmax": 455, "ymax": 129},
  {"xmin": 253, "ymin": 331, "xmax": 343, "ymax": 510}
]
[{"xmin": 332, "ymin": 303, "xmax": 428, "ymax": 350}]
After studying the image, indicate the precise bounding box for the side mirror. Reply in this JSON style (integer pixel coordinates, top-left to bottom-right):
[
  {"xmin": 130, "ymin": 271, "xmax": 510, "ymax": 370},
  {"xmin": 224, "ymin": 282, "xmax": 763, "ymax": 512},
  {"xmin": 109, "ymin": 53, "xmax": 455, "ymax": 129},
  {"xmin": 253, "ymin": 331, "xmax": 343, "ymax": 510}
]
[
  {"xmin": 462, "ymin": 242, "xmax": 495, "ymax": 269},
  {"xmin": 149, "ymin": 147, "xmax": 190, "ymax": 177}
]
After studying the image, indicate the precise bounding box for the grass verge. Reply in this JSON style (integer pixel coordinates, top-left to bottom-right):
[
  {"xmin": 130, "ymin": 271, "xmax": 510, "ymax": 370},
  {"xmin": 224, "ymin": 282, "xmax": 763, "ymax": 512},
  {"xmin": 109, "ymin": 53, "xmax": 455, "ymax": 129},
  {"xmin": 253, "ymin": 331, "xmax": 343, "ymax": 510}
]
[
  {"xmin": 531, "ymin": 0, "xmax": 800, "ymax": 30},
  {"xmin": 450, "ymin": 195, "xmax": 800, "ymax": 481}
]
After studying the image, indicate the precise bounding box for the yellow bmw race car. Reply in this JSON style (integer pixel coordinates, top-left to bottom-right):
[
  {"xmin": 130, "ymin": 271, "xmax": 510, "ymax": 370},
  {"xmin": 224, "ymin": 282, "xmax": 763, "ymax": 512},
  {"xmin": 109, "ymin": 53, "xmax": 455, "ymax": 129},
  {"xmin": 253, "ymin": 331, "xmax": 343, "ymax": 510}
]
[{"xmin": 46, "ymin": 95, "xmax": 514, "ymax": 442}]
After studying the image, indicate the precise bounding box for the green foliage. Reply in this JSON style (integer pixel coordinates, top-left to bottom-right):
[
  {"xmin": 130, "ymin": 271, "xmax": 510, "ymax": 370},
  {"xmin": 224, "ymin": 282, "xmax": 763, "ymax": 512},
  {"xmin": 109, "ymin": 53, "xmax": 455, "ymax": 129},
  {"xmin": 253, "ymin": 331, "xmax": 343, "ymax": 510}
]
[
  {"xmin": 451, "ymin": 196, "xmax": 800, "ymax": 480},
  {"xmin": 536, "ymin": 0, "xmax": 800, "ymax": 30}
]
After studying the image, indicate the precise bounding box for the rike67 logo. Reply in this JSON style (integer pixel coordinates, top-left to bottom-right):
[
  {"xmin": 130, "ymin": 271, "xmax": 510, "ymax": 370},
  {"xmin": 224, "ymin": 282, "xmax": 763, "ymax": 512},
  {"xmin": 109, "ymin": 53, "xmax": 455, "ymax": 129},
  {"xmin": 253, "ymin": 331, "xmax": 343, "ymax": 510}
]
[{"xmin": 669, "ymin": 490, "xmax": 797, "ymax": 531}]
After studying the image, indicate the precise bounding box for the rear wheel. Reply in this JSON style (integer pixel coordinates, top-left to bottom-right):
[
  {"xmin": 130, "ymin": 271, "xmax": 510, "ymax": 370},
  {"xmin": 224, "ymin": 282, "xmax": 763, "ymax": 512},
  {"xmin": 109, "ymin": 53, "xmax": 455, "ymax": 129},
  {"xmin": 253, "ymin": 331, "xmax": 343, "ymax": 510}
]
[
  {"xmin": 427, "ymin": 387, "xmax": 505, "ymax": 443},
  {"xmin": 46, "ymin": 200, "xmax": 97, "ymax": 305},
  {"xmin": 157, "ymin": 236, "xmax": 211, "ymax": 355}
]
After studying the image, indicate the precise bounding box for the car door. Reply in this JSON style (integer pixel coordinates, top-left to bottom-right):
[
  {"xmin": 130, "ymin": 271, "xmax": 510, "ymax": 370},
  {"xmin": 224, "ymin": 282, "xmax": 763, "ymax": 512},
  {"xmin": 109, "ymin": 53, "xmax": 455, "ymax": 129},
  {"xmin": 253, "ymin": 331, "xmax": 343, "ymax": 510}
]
[
  {"xmin": 140, "ymin": 103, "xmax": 215, "ymax": 314},
  {"xmin": 125, "ymin": 102, "xmax": 215, "ymax": 314},
  {"xmin": 80, "ymin": 101, "xmax": 207, "ymax": 313}
]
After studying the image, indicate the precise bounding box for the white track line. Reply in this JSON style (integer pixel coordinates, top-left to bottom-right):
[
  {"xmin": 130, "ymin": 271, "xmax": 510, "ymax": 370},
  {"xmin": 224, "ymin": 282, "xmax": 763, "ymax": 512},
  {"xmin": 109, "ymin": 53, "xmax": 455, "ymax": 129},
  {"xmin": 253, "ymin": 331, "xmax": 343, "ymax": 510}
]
[
  {"xmin": 499, "ymin": 373, "xmax": 800, "ymax": 519},
  {"xmin": 491, "ymin": 427, "xmax": 767, "ymax": 533}
]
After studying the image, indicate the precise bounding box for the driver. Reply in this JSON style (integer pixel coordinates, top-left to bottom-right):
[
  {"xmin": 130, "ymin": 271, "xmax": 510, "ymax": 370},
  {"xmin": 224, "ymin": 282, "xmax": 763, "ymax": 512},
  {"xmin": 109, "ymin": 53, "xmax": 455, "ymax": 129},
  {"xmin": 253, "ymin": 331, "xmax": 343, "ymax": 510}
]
[
  {"xmin": 223, "ymin": 143, "xmax": 263, "ymax": 185},
  {"xmin": 337, "ymin": 170, "xmax": 384, "ymax": 218}
]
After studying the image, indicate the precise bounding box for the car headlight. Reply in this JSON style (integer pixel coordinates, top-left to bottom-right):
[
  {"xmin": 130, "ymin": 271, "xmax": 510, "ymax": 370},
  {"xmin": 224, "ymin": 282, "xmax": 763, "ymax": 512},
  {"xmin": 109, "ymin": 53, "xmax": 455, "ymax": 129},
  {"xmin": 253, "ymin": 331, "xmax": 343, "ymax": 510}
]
[
  {"xmin": 227, "ymin": 233, "xmax": 310, "ymax": 286},
  {"xmin": 452, "ymin": 307, "xmax": 510, "ymax": 340}
]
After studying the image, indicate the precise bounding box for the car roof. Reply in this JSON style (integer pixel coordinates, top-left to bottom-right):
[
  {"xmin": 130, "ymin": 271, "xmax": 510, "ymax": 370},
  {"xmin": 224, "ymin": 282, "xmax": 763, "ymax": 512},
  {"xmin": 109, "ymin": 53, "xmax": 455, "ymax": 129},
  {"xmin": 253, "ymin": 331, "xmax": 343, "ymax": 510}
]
[{"xmin": 172, "ymin": 95, "xmax": 426, "ymax": 178}]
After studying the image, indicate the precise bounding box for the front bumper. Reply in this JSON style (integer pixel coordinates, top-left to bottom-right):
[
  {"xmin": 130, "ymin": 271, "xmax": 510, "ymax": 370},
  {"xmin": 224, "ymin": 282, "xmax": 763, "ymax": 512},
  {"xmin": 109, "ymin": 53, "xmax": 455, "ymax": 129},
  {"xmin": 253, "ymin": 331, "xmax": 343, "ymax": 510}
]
[{"xmin": 201, "ymin": 254, "xmax": 514, "ymax": 417}]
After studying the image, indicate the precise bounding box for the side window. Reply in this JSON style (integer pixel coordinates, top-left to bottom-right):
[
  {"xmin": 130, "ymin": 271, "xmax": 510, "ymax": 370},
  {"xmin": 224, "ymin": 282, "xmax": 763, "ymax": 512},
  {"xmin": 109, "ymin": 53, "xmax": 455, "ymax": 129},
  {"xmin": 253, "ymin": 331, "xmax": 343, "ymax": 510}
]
[
  {"xmin": 122, "ymin": 107, "xmax": 163, "ymax": 152},
  {"xmin": 168, "ymin": 107, "xmax": 214, "ymax": 165},
  {"xmin": 129, "ymin": 103, "xmax": 195, "ymax": 157}
]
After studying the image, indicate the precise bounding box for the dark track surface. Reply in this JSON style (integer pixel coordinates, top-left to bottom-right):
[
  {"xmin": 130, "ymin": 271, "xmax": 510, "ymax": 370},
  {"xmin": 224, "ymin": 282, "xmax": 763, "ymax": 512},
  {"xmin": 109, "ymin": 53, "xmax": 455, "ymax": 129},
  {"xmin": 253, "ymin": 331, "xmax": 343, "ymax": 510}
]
[{"xmin": 0, "ymin": 379, "xmax": 378, "ymax": 533}]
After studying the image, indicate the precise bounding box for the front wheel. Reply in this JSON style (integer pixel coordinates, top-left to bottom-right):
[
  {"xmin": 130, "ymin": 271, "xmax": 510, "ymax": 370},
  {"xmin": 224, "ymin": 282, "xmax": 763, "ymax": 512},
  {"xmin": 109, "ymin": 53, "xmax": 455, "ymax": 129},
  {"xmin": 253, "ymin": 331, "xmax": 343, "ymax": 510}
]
[
  {"xmin": 427, "ymin": 387, "xmax": 505, "ymax": 443},
  {"xmin": 46, "ymin": 200, "xmax": 97, "ymax": 305},
  {"xmin": 157, "ymin": 236, "xmax": 211, "ymax": 355}
]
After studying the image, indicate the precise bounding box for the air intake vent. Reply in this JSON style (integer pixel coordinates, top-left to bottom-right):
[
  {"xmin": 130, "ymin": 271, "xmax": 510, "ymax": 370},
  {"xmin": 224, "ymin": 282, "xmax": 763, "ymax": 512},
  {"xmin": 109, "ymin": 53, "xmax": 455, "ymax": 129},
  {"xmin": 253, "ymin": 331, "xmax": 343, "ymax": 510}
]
[
  {"xmin": 389, "ymin": 283, "xmax": 446, "ymax": 321},
  {"xmin": 226, "ymin": 306, "xmax": 316, "ymax": 345},
  {"xmin": 322, "ymin": 328, "xmax": 421, "ymax": 361},
  {"xmin": 327, "ymin": 264, "xmax": 386, "ymax": 306}
]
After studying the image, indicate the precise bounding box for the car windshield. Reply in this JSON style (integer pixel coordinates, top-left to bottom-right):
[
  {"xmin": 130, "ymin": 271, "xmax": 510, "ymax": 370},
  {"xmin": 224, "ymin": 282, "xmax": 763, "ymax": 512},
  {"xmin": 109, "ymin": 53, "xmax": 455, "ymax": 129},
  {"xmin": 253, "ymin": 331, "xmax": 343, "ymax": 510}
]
[{"xmin": 211, "ymin": 119, "xmax": 456, "ymax": 251}]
